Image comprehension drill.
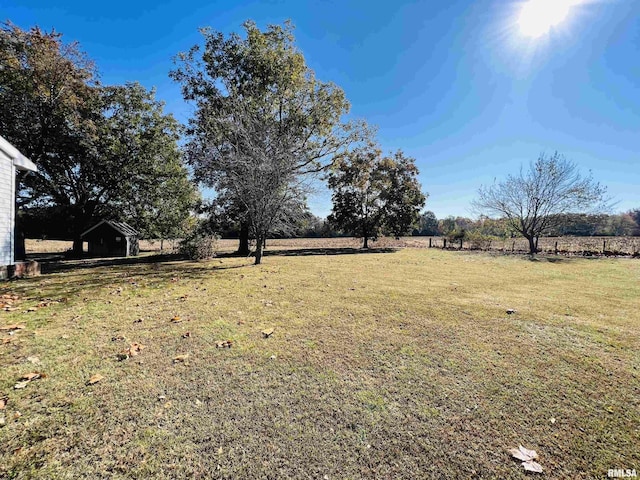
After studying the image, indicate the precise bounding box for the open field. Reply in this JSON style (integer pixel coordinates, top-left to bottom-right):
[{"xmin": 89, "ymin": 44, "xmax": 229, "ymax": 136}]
[
  {"xmin": 26, "ymin": 235, "xmax": 640, "ymax": 257},
  {"xmin": 2, "ymin": 248, "xmax": 639, "ymax": 478}
]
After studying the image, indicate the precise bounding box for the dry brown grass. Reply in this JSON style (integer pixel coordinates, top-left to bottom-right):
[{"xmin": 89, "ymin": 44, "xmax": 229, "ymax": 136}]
[{"xmin": 2, "ymin": 247, "xmax": 639, "ymax": 478}]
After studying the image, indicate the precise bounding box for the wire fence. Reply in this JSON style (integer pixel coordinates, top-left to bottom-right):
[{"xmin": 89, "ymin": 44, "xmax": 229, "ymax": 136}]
[{"xmin": 426, "ymin": 236, "xmax": 640, "ymax": 256}]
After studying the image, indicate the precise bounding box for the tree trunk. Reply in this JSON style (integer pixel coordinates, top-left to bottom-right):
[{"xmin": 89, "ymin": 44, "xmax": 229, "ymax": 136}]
[
  {"xmin": 526, "ymin": 235, "xmax": 536, "ymax": 254},
  {"xmin": 254, "ymin": 235, "xmax": 264, "ymax": 265},
  {"xmin": 160, "ymin": 238, "xmax": 164, "ymax": 251},
  {"xmin": 363, "ymin": 235, "xmax": 369, "ymax": 249},
  {"xmin": 72, "ymin": 236, "xmax": 84, "ymax": 257},
  {"xmin": 237, "ymin": 223, "xmax": 250, "ymax": 255}
]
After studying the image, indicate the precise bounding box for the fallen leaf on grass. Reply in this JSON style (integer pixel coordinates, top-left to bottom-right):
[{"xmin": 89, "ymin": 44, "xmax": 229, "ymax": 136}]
[
  {"xmin": 3, "ymin": 306, "xmax": 19, "ymax": 312},
  {"xmin": 0, "ymin": 294, "xmax": 20, "ymax": 301},
  {"xmin": 37, "ymin": 300, "xmax": 59, "ymax": 308},
  {"xmin": 14, "ymin": 371, "xmax": 47, "ymax": 388},
  {"xmin": 173, "ymin": 354, "xmax": 189, "ymax": 363},
  {"xmin": 523, "ymin": 461, "xmax": 544, "ymax": 473},
  {"xmin": 26, "ymin": 356, "xmax": 41, "ymax": 365},
  {"xmin": 127, "ymin": 343, "xmax": 145, "ymax": 356},
  {"xmin": 509, "ymin": 445, "xmax": 538, "ymax": 462},
  {"xmin": 506, "ymin": 309, "xmax": 517, "ymax": 315},
  {"xmin": 0, "ymin": 324, "xmax": 25, "ymax": 331},
  {"xmin": 261, "ymin": 328, "xmax": 274, "ymax": 338},
  {"xmin": 509, "ymin": 445, "xmax": 543, "ymax": 473},
  {"xmin": 26, "ymin": 307, "xmax": 38, "ymax": 312},
  {"xmin": 87, "ymin": 374, "xmax": 104, "ymax": 385},
  {"xmin": 182, "ymin": 332, "xmax": 191, "ymax": 338},
  {"xmin": 0, "ymin": 396, "xmax": 7, "ymax": 409},
  {"xmin": 2, "ymin": 337, "xmax": 11, "ymax": 344},
  {"xmin": 171, "ymin": 316, "xmax": 182, "ymax": 323},
  {"xmin": 216, "ymin": 340, "xmax": 233, "ymax": 348}
]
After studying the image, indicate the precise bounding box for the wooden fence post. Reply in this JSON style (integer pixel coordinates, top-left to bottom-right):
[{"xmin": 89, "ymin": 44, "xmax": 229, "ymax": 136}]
[
  {"xmin": 511, "ymin": 241, "xmax": 515, "ymax": 253},
  {"xmin": 429, "ymin": 238, "xmax": 432, "ymax": 248},
  {"xmin": 602, "ymin": 239, "xmax": 606, "ymax": 254},
  {"xmin": 555, "ymin": 241, "xmax": 558, "ymax": 255},
  {"xmin": 444, "ymin": 238, "xmax": 447, "ymax": 249},
  {"xmin": 460, "ymin": 238, "xmax": 463, "ymax": 250}
]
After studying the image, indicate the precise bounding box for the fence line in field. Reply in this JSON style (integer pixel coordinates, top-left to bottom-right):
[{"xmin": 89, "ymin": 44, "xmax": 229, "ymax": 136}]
[
  {"xmin": 425, "ymin": 236, "xmax": 640, "ymax": 256},
  {"xmin": 26, "ymin": 236, "xmax": 640, "ymax": 257}
]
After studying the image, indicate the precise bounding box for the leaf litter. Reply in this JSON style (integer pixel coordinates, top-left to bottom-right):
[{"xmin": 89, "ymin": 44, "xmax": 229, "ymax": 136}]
[
  {"xmin": 87, "ymin": 374, "xmax": 104, "ymax": 385},
  {"xmin": 509, "ymin": 445, "xmax": 543, "ymax": 473}
]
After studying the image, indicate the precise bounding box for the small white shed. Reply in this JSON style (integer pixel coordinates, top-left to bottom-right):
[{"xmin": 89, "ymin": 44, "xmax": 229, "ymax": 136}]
[{"xmin": 0, "ymin": 135, "xmax": 38, "ymax": 270}]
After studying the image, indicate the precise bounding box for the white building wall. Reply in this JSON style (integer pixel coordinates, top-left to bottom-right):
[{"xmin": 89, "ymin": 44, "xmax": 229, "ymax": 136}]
[{"xmin": 0, "ymin": 150, "xmax": 14, "ymax": 265}]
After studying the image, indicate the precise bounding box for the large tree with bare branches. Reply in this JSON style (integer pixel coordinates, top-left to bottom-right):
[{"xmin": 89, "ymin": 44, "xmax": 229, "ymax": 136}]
[
  {"xmin": 473, "ymin": 152, "xmax": 607, "ymax": 254},
  {"xmin": 171, "ymin": 21, "xmax": 362, "ymax": 263}
]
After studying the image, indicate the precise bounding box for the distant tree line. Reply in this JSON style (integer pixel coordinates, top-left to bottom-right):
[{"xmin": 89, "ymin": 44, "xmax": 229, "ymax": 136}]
[{"xmin": 412, "ymin": 210, "xmax": 639, "ymax": 239}]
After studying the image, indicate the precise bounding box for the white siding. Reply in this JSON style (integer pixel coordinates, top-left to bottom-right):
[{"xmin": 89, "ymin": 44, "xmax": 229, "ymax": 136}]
[{"xmin": 0, "ymin": 151, "xmax": 14, "ymax": 265}]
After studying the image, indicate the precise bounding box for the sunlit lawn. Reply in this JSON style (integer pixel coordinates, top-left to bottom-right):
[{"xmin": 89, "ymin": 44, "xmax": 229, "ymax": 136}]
[{"xmin": 1, "ymin": 247, "xmax": 639, "ymax": 478}]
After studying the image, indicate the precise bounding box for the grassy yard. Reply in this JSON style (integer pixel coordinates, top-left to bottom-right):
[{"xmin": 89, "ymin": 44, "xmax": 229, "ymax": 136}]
[{"xmin": 1, "ymin": 248, "xmax": 638, "ymax": 478}]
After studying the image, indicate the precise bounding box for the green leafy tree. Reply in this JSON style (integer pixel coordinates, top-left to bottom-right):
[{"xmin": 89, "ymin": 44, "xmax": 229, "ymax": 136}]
[
  {"xmin": 381, "ymin": 151, "xmax": 427, "ymax": 239},
  {"xmin": 473, "ymin": 152, "xmax": 608, "ymax": 254},
  {"xmin": 1, "ymin": 23, "xmax": 195, "ymax": 254},
  {"xmin": 415, "ymin": 210, "xmax": 439, "ymax": 236},
  {"xmin": 171, "ymin": 21, "xmax": 361, "ymax": 264},
  {"xmin": 328, "ymin": 142, "xmax": 425, "ymax": 248},
  {"xmin": 438, "ymin": 216, "xmax": 457, "ymax": 237}
]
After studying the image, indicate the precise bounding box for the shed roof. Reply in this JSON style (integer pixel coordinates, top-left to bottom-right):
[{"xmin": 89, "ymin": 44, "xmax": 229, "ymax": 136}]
[
  {"xmin": 81, "ymin": 220, "xmax": 139, "ymax": 239},
  {"xmin": 0, "ymin": 135, "xmax": 38, "ymax": 172}
]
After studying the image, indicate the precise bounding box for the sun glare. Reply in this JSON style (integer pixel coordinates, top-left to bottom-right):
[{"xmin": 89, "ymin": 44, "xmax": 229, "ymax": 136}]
[{"xmin": 517, "ymin": 0, "xmax": 577, "ymax": 38}]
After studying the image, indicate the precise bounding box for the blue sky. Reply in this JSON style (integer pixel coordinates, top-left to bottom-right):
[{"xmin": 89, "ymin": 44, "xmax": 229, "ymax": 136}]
[{"xmin": 4, "ymin": 0, "xmax": 639, "ymax": 218}]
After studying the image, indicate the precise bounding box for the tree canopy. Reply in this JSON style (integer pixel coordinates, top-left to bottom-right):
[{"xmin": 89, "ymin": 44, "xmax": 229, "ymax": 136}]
[
  {"xmin": 0, "ymin": 22, "xmax": 196, "ymax": 252},
  {"xmin": 328, "ymin": 142, "xmax": 426, "ymax": 248},
  {"xmin": 171, "ymin": 21, "xmax": 362, "ymax": 263}
]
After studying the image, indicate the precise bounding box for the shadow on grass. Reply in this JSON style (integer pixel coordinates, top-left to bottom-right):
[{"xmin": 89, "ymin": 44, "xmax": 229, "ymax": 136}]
[
  {"xmin": 39, "ymin": 253, "xmax": 189, "ymax": 275},
  {"xmin": 4, "ymin": 255, "xmax": 248, "ymax": 302},
  {"xmin": 9, "ymin": 247, "xmax": 401, "ymax": 300},
  {"xmin": 37, "ymin": 246, "xmax": 397, "ymax": 275},
  {"xmin": 263, "ymin": 247, "xmax": 399, "ymax": 257},
  {"xmin": 526, "ymin": 254, "xmax": 575, "ymax": 263}
]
